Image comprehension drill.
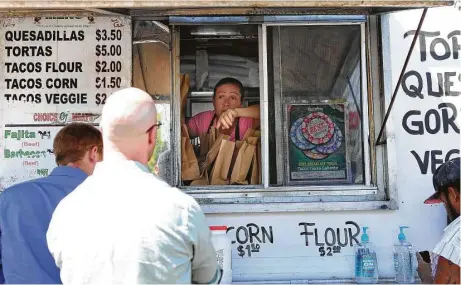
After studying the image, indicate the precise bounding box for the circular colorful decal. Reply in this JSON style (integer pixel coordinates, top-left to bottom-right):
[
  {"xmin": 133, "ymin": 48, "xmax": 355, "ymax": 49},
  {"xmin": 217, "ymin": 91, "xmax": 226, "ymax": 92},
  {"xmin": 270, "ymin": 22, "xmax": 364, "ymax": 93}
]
[
  {"xmin": 303, "ymin": 148, "xmax": 329, "ymax": 160},
  {"xmin": 301, "ymin": 112, "xmax": 335, "ymax": 145},
  {"xmin": 296, "ymin": 124, "xmax": 316, "ymax": 150},
  {"xmin": 290, "ymin": 118, "xmax": 305, "ymax": 149},
  {"xmin": 315, "ymin": 123, "xmax": 343, "ymax": 154},
  {"xmin": 291, "ymin": 118, "xmax": 315, "ymax": 150}
]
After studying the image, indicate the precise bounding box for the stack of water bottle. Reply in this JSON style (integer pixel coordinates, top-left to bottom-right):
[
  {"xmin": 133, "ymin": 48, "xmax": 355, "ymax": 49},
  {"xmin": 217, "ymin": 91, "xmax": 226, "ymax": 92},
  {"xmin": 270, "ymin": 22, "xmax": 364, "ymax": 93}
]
[{"xmin": 354, "ymin": 226, "xmax": 418, "ymax": 284}]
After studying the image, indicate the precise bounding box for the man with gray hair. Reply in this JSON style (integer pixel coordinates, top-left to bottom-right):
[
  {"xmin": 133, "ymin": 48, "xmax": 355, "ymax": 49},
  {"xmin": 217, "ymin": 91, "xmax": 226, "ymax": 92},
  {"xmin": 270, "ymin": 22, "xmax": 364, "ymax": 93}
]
[
  {"xmin": 47, "ymin": 87, "xmax": 221, "ymax": 284},
  {"xmin": 155, "ymin": 149, "xmax": 171, "ymax": 183}
]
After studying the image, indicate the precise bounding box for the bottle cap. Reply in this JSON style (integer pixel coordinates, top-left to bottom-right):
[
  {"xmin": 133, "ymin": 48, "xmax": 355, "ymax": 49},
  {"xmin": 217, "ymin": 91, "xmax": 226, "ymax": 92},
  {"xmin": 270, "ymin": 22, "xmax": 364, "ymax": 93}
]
[
  {"xmin": 361, "ymin": 226, "xmax": 369, "ymax": 242},
  {"xmin": 209, "ymin": 226, "xmax": 227, "ymax": 231},
  {"xmin": 398, "ymin": 226, "xmax": 409, "ymax": 241}
]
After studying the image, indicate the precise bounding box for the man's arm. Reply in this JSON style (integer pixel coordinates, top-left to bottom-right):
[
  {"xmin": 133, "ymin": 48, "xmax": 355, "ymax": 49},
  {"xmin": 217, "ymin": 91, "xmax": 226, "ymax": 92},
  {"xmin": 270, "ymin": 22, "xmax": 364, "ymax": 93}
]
[
  {"xmin": 434, "ymin": 256, "xmax": 460, "ymax": 284},
  {"xmin": 187, "ymin": 201, "xmax": 222, "ymax": 284}
]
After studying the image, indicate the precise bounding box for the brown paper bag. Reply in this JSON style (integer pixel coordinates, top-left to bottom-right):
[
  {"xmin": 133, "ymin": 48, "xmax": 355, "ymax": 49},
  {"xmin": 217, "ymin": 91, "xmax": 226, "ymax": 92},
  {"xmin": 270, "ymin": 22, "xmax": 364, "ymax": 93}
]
[
  {"xmin": 193, "ymin": 134, "xmax": 228, "ymax": 186},
  {"xmin": 180, "ymin": 74, "xmax": 190, "ymax": 124},
  {"xmin": 181, "ymin": 125, "xmax": 200, "ymax": 181},
  {"xmin": 230, "ymin": 144, "xmax": 245, "ymax": 184},
  {"xmin": 245, "ymin": 136, "xmax": 259, "ymax": 146},
  {"xmin": 250, "ymin": 151, "xmax": 259, "ymax": 184},
  {"xmin": 257, "ymin": 141, "xmax": 262, "ymax": 184},
  {"xmin": 180, "ymin": 74, "xmax": 190, "ymax": 103},
  {"xmin": 190, "ymin": 170, "xmax": 209, "ymax": 186},
  {"xmin": 199, "ymin": 133, "xmax": 210, "ymax": 157},
  {"xmin": 230, "ymin": 141, "xmax": 256, "ymax": 184},
  {"xmin": 239, "ymin": 143, "xmax": 256, "ymax": 182},
  {"xmin": 205, "ymin": 134, "xmax": 229, "ymax": 165},
  {"xmin": 132, "ymin": 47, "xmax": 147, "ymax": 92},
  {"xmin": 209, "ymin": 127, "xmax": 217, "ymax": 148},
  {"xmin": 181, "ymin": 137, "xmax": 201, "ymax": 181},
  {"xmin": 243, "ymin": 128, "xmax": 256, "ymax": 141},
  {"xmin": 139, "ymin": 43, "xmax": 171, "ymax": 96},
  {"xmin": 229, "ymin": 140, "xmax": 244, "ymax": 175},
  {"xmin": 210, "ymin": 139, "xmax": 235, "ymax": 185}
]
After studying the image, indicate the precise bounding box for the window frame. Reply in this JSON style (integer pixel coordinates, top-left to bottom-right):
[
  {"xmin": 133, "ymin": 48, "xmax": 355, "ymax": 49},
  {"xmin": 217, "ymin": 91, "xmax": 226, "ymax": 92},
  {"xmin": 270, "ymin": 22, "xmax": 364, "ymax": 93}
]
[
  {"xmin": 169, "ymin": 16, "xmax": 399, "ymax": 213},
  {"xmin": 269, "ymin": 22, "xmax": 371, "ymax": 187}
]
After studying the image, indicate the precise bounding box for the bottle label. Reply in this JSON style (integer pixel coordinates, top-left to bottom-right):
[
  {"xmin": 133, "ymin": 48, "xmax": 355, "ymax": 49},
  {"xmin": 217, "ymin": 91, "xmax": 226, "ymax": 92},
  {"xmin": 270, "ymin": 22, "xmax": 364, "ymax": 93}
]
[{"xmin": 362, "ymin": 254, "xmax": 375, "ymax": 277}]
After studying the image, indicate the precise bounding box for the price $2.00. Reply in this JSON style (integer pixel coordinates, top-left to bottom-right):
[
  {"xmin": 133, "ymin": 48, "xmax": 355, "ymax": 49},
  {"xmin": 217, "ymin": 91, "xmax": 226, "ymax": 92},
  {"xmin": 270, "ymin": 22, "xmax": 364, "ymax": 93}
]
[{"xmin": 95, "ymin": 61, "xmax": 122, "ymax": 73}]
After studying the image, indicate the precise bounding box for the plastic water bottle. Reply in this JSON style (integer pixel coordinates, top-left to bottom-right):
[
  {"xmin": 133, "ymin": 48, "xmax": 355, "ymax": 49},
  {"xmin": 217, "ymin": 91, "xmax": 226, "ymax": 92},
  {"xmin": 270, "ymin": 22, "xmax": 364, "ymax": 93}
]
[
  {"xmin": 209, "ymin": 226, "xmax": 232, "ymax": 284},
  {"xmin": 354, "ymin": 226, "xmax": 379, "ymax": 284},
  {"xmin": 393, "ymin": 226, "xmax": 416, "ymax": 283}
]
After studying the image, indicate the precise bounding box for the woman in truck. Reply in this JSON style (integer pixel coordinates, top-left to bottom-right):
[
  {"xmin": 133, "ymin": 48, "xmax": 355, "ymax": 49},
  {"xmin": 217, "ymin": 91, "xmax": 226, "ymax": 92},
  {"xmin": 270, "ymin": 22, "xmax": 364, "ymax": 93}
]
[{"xmin": 185, "ymin": 77, "xmax": 260, "ymax": 141}]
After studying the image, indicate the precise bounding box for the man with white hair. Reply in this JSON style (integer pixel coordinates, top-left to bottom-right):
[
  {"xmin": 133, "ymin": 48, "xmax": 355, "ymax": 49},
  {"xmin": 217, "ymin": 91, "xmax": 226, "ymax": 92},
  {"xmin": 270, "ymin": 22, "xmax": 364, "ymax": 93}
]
[{"xmin": 47, "ymin": 88, "xmax": 222, "ymax": 284}]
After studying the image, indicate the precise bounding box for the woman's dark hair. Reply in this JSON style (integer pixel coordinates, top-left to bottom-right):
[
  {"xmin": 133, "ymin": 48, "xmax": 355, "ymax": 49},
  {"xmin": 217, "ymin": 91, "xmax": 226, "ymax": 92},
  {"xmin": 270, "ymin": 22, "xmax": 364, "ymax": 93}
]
[{"xmin": 213, "ymin": 77, "xmax": 245, "ymax": 101}]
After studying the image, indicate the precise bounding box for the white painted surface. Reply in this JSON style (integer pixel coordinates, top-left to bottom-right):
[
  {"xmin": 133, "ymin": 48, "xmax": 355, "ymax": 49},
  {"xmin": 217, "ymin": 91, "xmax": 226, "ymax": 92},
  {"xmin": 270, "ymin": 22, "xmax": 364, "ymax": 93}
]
[{"xmin": 204, "ymin": 7, "xmax": 461, "ymax": 281}]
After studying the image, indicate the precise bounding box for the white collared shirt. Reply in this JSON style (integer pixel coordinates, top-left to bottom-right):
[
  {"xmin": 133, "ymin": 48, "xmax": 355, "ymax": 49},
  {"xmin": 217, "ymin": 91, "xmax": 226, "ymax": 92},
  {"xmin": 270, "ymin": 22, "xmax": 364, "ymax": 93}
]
[
  {"xmin": 47, "ymin": 160, "xmax": 221, "ymax": 284},
  {"xmin": 431, "ymin": 216, "xmax": 460, "ymax": 277}
]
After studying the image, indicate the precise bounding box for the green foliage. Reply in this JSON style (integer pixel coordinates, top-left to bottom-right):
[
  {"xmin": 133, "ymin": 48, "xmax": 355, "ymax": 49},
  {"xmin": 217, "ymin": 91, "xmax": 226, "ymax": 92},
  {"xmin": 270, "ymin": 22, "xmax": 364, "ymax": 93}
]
[{"xmin": 147, "ymin": 113, "xmax": 168, "ymax": 173}]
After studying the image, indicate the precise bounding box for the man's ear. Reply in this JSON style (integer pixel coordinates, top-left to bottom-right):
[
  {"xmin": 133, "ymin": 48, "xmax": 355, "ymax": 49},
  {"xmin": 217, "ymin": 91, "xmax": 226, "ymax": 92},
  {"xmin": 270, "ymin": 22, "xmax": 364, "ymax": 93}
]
[
  {"xmin": 148, "ymin": 127, "xmax": 157, "ymax": 145},
  {"xmin": 89, "ymin": 146, "xmax": 99, "ymax": 163},
  {"xmin": 447, "ymin": 186, "xmax": 459, "ymax": 203}
]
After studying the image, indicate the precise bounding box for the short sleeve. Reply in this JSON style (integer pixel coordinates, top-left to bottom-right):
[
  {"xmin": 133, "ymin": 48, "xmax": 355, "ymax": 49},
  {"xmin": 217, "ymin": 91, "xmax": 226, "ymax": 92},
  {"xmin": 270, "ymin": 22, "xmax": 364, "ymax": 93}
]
[
  {"xmin": 187, "ymin": 111, "xmax": 214, "ymax": 139},
  {"xmin": 238, "ymin": 117, "xmax": 256, "ymax": 139},
  {"xmin": 187, "ymin": 200, "xmax": 222, "ymax": 284}
]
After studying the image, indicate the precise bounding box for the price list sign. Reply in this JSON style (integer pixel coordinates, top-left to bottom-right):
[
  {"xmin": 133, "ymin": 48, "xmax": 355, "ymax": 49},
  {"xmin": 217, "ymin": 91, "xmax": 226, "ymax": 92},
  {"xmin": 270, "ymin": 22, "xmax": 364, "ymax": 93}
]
[
  {"xmin": 0, "ymin": 16, "xmax": 131, "ymax": 125},
  {"xmin": 0, "ymin": 16, "xmax": 131, "ymax": 191}
]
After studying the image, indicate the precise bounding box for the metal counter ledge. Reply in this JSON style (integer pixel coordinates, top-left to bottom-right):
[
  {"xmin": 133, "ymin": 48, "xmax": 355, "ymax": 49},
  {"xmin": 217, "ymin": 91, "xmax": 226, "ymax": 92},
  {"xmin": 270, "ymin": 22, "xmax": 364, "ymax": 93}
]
[{"xmin": 232, "ymin": 278, "xmax": 423, "ymax": 284}]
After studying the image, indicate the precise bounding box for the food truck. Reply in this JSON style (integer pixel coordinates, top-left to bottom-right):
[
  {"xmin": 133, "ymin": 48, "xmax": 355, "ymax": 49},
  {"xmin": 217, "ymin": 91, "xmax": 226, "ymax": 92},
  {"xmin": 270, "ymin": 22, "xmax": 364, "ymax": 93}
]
[{"xmin": 0, "ymin": 0, "xmax": 460, "ymax": 283}]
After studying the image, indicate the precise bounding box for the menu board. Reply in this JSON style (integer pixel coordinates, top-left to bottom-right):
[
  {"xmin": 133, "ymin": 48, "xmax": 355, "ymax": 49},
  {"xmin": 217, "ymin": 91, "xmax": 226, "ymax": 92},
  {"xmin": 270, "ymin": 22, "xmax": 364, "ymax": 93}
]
[
  {"xmin": 286, "ymin": 103, "xmax": 351, "ymax": 185},
  {"xmin": 0, "ymin": 16, "xmax": 131, "ymax": 191}
]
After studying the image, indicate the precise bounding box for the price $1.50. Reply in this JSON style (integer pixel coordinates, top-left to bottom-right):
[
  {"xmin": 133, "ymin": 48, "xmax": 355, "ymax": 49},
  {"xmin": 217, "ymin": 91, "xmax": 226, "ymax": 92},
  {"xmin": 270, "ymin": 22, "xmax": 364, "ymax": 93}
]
[{"xmin": 237, "ymin": 244, "xmax": 261, "ymax": 257}]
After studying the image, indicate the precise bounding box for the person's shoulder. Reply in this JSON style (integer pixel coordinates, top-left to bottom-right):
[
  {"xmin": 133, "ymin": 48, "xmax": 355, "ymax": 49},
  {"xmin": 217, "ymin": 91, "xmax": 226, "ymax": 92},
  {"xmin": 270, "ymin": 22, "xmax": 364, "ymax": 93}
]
[
  {"xmin": 0, "ymin": 177, "xmax": 48, "ymax": 200},
  {"xmin": 192, "ymin": 110, "xmax": 214, "ymax": 120},
  {"xmin": 135, "ymin": 171, "xmax": 200, "ymax": 211},
  {"xmin": 239, "ymin": 115, "xmax": 256, "ymax": 124},
  {"xmin": 145, "ymin": 174, "xmax": 199, "ymax": 207},
  {"xmin": 433, "ymin": 217, "xmax": 461, "ymax": 266}
]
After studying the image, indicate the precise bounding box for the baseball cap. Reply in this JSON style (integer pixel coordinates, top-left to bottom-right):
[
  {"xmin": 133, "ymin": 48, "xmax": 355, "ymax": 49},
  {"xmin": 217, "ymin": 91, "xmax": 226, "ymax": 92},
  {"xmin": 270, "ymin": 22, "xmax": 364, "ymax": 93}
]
[{"xmin": 424, "ymin": 157, "xmax": 460, "ymax": 204}]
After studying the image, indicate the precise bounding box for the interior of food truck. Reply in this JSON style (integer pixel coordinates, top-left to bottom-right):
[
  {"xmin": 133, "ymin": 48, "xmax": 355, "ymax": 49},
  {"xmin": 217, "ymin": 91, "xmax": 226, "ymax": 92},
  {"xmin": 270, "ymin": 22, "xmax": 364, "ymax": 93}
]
[{"xmin": 132, "ymin": 17, "xmax": 369, "ymax": 193}]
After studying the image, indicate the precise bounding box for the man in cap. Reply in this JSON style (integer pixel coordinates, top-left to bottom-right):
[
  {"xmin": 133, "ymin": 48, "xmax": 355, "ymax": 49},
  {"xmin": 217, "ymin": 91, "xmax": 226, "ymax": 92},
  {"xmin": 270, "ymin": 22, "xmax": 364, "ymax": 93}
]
[
  {"xmin": 0, "ymin": 123, "xmax": 102, "ymax": 283},
  {"xmin": 47, "ymin": 88, "xmax": 221, "ymax": 284},
  {"xmin": 417, "ymin": 157, "xmax": 460, "ymax": 284}
]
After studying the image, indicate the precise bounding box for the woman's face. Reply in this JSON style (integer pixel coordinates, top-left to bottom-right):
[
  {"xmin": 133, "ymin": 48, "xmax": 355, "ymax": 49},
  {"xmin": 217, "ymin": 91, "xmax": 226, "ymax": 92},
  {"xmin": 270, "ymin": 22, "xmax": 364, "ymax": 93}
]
[{"xmin": 213, "ymin": 83, "xmax": 242, "ymax": 116}]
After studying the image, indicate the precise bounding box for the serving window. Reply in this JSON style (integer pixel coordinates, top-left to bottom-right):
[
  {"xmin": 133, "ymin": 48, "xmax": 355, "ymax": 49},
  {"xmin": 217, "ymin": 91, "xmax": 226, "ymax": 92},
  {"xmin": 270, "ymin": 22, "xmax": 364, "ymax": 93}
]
[{"xmin": 133, "ymin": 16, "xmax": 396, "ymax": 212}]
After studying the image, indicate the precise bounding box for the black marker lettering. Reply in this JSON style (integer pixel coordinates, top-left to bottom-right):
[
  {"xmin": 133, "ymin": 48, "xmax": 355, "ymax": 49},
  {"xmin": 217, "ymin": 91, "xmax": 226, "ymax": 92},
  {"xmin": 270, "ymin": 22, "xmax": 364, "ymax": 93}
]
[{"xmin": 247, "ymin": 223, "xmax": 262, "ymax": 244}]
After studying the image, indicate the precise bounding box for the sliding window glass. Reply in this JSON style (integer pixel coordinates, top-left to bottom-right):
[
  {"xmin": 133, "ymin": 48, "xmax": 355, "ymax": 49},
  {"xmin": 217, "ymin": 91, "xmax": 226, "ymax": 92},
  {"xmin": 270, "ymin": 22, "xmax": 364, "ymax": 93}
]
[{"xmin": 269, "ymin": 24, "xmax": 367, "ymax": 186}]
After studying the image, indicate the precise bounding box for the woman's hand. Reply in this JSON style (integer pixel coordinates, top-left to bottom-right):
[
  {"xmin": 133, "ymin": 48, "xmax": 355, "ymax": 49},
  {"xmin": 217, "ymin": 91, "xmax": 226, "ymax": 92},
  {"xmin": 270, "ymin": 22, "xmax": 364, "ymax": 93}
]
[{"xmin": 216, "ymin": 109, "xmax": 239, "ymax": 130}]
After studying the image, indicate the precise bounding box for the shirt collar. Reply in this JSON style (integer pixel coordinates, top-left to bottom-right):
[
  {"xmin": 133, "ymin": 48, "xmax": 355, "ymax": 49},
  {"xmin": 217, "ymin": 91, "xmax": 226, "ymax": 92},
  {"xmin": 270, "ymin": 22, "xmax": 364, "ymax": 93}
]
[
  {"xmin": 133, "ymin": 161, "xmax": 151, "ymax": 173},
  {"xmin": 49, "ymin": 166, "xmax": 88, "ymax": 180},
  {"xmin": 93, "ymin": 160, "xmax": 151, "ymax": 175}
]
